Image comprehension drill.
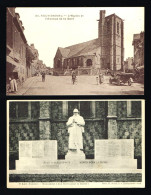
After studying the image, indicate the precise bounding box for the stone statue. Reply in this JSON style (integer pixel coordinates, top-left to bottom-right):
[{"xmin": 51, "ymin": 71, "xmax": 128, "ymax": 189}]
[{"xmin": 66, "ymin": 108, "xmax": 85, "ymax": 153}]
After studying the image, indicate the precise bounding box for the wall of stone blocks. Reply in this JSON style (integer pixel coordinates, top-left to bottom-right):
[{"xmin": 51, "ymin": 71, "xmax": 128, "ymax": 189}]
[
  {"xmin": 51, "ymin": 101, "xmax": 63, "ymax": 120},
  {"xmin": 9, "ymin": 122, "xmax": 39, "ymax": 169},
  {"xmin": 117, "ymin": 120, "xmax": 142, "ymax": 158},
  {"xmin": 9, "ymin": 122, "xmax": 39, "ymax": 153}
]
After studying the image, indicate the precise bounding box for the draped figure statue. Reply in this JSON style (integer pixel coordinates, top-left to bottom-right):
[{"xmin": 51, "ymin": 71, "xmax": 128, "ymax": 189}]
[{"xmin": 66, "ymin": 108, "xmax": 85, "ymax": 152}]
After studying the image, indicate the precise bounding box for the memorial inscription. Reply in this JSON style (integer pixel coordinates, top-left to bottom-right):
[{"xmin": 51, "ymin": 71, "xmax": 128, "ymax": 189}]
[{"xmin": 95, "ymin": 139, "xmax": 134, "ymax": 159}]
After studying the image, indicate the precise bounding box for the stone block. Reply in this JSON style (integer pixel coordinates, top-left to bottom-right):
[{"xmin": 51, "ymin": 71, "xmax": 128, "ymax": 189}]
[
  {"xmin": 95, "ymin": 139, "xmax": 134, "ymax": 159},
  {"xmin": 18, "ymin": 140, "xmax": 57, "ymax": 159},
  {"xmin": 16, "ymin": 140, "xmax": 57, "ymax": 170},
  {"xmin": 94, "ymin": 139, "xmax": 137, "ymax": 169}
]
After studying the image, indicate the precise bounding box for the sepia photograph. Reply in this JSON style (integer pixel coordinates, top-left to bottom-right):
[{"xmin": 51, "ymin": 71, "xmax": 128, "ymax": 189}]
[
  {"xmin": 6, "ymin": 7, "xmax": 144, "ymax": 95},
  {"xmin": 7, "ymin": 100, "xmax": 145, "ymax": 188}
]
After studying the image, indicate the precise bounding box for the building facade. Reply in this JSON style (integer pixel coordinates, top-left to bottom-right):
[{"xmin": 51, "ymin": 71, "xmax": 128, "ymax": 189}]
[
  {"xmin": 6, "ymin": 7, "xmax": 27, "ymax": 83},
  {"xmin": 9, "ymin": 101, "xmax": 142, "ymax": 169},
  {"xmin": 53, "ymin": 10, "xmax": 124, "ymax": 75},
  {"xmin": 124, "ymin": 57, "xmax": 134, "ymax": 72},
  {"xmin": 132, "ymin": 31, "xmax": 144, "ymax": 68}
]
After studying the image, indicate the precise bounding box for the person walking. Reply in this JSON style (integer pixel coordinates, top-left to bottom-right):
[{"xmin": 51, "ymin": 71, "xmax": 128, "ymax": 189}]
[
  {"xmin": 42, "ymin": 72, "xmax": 46, "ymax": 82},
  {"xmin": 71, "ymin": 70, "xmax": 76, "ymax": 84},
  {"xmin": 99, "ymin": 73, "xmax": 104, "ymax": 84}
]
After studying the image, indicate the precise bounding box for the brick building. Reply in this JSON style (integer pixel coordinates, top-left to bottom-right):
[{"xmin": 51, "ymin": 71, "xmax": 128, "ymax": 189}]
[
  {"xmin": 9, "ymin": 100, "xmax": 142, "ymax": 169},
  {"xmin": 6, "ymin": 7, "xmax": 27, "ymax": 83},
  {"xmin": 54, "ymin": 10, "xmax": 124, "ymax": 75},
  {"xmin": 28, "ymin": 44, "xmax": 39, "ymax": 76}
]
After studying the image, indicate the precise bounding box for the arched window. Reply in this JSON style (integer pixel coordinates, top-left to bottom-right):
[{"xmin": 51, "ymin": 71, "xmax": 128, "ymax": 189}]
[{"xmin": 86, "ymin": 59, "xmax": 92, "ymax": 66}]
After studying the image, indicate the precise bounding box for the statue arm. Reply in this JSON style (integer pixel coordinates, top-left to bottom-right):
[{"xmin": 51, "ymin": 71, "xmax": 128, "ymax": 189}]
[
  {"xmin": 66, "ymin": 117, "xmax": 73, "ymax": 127},
  {"xmin": 77, "ymin": 117, "xmax": 85, "ymax": 126}
]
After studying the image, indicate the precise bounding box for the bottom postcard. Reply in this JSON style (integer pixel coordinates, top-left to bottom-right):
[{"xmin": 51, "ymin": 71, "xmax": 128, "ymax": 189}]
[{"xmin": 7, "ymin": 100, "xmax": 145, "ymax": 188}]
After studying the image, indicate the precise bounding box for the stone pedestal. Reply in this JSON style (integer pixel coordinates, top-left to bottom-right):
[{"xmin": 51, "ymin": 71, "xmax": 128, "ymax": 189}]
[
  {"xmin": 15, "ymin": 139, "xmax": 138, "ymax": 173},
  {"xmin": 65, "ymin": 150, "xmax": 85, "ymax": 161}
]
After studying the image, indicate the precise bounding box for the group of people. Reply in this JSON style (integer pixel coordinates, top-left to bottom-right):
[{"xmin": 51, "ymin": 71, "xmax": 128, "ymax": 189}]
[{"xmin": 71, "ymin": 69, "xmax": 104, "ymax": 85}]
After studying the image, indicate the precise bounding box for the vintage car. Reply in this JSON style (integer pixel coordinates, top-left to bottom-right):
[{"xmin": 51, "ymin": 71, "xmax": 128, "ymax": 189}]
[{"xmin": 109, "ymin": 72, "xmax": 134, "ymax": 86}]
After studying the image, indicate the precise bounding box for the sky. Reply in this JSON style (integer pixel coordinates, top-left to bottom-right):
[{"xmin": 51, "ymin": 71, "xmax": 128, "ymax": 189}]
[{"xmin": 16, "ymin": 7, "xmax": 144, "ymax": 67}]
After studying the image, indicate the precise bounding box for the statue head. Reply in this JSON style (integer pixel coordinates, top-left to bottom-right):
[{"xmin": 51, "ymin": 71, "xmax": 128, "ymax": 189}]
[{"xmin": 73, "ymin": 108, "xmax": 79, "ymax": 116}]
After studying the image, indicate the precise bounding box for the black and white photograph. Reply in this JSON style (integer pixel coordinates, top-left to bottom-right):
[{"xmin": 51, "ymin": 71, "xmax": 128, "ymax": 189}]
[
  {"xmin": 6, "ymin": 7, "xmax": 144, "ymax": 95},
  {"xmin": 7, "ymin": 100, "xmax": 145, "ymax": 188}
]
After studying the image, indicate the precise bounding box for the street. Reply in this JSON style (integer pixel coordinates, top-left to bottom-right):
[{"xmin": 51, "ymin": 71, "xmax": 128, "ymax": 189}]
[{"xmin": 9, "ymin": 75, "xmax": 144, "ymax": 95}]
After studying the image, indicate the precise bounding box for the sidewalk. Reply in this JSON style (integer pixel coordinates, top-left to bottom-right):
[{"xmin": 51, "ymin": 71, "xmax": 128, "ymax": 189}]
[{"xmin": 8, "ymin": 76, "xmax": 39, "ymax": 95}]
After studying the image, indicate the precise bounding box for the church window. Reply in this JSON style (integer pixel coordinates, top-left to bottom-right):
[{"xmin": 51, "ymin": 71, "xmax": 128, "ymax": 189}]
[
  {"xmin": 117, "ymin": 22, "xmax": 119, "ymax": 34},
  {"xmin": 127, "ymin": 101, "xmax": 141, "ymax": 118},
  {"xmin": 80, "ymin": 101, "xmax": 91, "ymax": 118},
  {"xmin": 68, "ymin": 101, "xmax": 95, "ymax": 119},
  {"xmin": 9, "ymin": 102, "xmax": 39, "ymax": 119},
  {"xmin": 18, "ymin": 102, "xmax": 28, "ymax": 118}
]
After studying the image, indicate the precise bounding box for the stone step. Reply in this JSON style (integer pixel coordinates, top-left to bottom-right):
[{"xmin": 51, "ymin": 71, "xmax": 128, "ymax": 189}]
[{"xmin": 16, "ymin": 158, "xmax": 137, "ymax": 171}]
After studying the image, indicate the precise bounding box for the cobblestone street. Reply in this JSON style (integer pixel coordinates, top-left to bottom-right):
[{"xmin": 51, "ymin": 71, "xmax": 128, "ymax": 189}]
[{"xmin": 9, "ymin": 75, "xmax": 144, "ymax": 95}]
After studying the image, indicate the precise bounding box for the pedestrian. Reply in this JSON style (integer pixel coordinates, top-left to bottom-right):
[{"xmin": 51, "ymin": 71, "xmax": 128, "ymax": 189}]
[
  {"xmin": 42, "ymin": 72, "xmax": 46, "ymax": 82},
  {"xmin": 71, "ymin": 70, "xmax": 76, "ymax": 84},
  {"xmin": 96, "ymin": 76, "xmax": 99, "ymax": 85},
  {"xmin": 99, "ymin": 73, "xmax": 103, "ymax": 84},
  {"xmin": 10, "ymin": 75, "xmax": 17, "ymax": 93},
  {"xmin": 106, "ymin": 68, "xmax": 109, "ymax": 75}
]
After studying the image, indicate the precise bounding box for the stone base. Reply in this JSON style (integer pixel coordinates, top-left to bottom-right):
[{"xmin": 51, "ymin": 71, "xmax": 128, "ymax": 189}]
[
  {"xmin": 65, "ymin": 150, "xmax": 85, "ymax": 161},
  {"xmin": 16, "ymin": 158, "xmax": 137, "ymax": 171}
]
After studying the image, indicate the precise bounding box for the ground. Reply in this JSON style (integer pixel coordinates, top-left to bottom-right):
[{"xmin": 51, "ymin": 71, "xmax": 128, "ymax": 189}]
[
  {"xmin": 8, "ymin": 75, "xmax": 144, "ymax": 95},
  {"xmin": 10, "ymin": 173, "xmax": 142, "ymax": 182}
]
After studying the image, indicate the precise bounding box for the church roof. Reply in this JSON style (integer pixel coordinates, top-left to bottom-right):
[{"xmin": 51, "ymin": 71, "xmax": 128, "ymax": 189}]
[
  {"xmin": 58, "ymin": 47, "xmax": 70, "ymax": 58},
  {"xmin": 59, "ymin": 38, "xmax": 100, "ymax": 59}
]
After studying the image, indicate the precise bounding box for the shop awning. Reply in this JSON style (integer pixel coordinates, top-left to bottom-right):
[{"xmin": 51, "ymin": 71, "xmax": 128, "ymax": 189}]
[{"xmin": 6, "ymin": 56, "xmax": 19, "ymax": 67}]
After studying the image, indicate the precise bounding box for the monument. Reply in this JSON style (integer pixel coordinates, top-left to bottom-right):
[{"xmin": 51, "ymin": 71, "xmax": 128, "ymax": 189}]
[
  {"xmin": 65, "ymin": 108, "xmax": 85, "ymax": 160},
  {"xmin": 13, "ymin": 110, "xmax": 138, "ymax": 173}
]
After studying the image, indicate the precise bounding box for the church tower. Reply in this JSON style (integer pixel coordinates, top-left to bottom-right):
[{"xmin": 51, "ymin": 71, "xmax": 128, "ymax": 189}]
[{"xmin": 98, "ymin": 10, "xmax": 124, "ymax": 71}]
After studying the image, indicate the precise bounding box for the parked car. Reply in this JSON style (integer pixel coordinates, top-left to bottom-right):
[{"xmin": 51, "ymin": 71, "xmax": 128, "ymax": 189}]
[{"xmin": 109, "ymin": 72, "xmax": 133, "ymax": 86}]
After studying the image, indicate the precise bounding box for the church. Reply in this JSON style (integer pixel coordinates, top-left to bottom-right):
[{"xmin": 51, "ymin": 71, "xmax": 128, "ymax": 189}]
[{"xmin": 53, "ymin": 10, "xmax": 124, "ymax": 75}]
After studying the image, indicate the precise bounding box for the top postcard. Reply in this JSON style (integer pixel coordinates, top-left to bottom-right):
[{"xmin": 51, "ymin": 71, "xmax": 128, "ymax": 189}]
[{"xmin": 6, "ymin": 7, "xmax": 144, "ymax": 96}]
